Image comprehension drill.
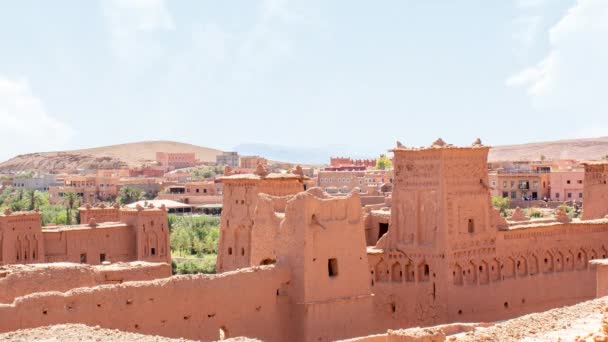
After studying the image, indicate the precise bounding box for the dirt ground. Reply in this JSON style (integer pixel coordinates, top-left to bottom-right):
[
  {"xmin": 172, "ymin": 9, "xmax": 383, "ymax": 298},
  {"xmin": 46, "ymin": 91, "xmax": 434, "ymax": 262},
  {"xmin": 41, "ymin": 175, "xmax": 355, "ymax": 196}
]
[
  {"xmin": 0, "ymin": 324, "xmax": 259, "ymax": 342},
  {"xmin": 454, "ymin": 297, "xmax": 608, "ymax": 341}
]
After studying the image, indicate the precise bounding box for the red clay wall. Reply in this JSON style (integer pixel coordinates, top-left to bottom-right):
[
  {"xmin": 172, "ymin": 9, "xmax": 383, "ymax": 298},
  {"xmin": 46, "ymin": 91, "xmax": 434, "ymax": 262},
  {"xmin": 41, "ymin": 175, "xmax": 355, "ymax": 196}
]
[
  {"xmin": 0, "ymin": 266, "xmax": 290, "ymax": 342},
  {"xmin": 0, "ymin": 262, "xmax": 170, "ymax": 304},
  {"xmin": 43, "ymin": 225, "xmax": 136, "ymax": 264}
]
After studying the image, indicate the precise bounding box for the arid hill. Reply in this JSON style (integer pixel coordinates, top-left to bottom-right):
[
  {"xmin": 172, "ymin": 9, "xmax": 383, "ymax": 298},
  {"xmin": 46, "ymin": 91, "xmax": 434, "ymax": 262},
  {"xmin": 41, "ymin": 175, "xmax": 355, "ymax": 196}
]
[
  {"xmin": 0, "ymin": 141, "xmax": 223, "ymax": 173},
  {"xmin": 488, "ymin": 136, "xmax": 608, "ymax": 162},
  {"xmin": 1, "ymin": 137, "xmax": 607, "ymax": 173}
]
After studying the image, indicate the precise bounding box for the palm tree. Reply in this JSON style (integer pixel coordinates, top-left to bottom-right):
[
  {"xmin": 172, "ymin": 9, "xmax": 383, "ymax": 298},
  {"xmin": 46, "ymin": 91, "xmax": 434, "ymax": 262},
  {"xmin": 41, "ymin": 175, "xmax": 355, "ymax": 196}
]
[
  {"xmin": 118, "ymin": 186, "xmax": 143, "ymax": 205},
  {"xmin": 25, "ymin": 189, "xmax": 42, "ymax": 211},
  {"xmin": 64, "ymin": 192, "xmax": 79, "ymax": 225},
  {"xmin": 8, "ymin": 188, "xmax": 26, "ymax": 212}
]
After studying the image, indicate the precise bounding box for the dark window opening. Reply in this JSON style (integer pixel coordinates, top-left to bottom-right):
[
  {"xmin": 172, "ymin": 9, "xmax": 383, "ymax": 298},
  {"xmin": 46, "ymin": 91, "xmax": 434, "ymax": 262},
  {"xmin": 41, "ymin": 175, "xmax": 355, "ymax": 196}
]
[
  {"xmin": 241, "ymin": 248, "xmax": 245, "ymax": 256},
  {"xmin": 228, "ymin": 247, "xmax": 233, "ymax": 255},
  {"xmin": 378, "ymin": 223, "xmax": 389, "ymax": 240},
  {"xmin": 100, "ymin": 253, "xmax": 106, "ymax": 263},
  {"xmin": 328, "ymin": 258, "xmax": 339, "ymax": 277},
  {"xmin": 151, "ymin": 248, "xmax": 156, "ymax": 256},
  {"xmin": 424, "ymin": 264, "xmax": 430, "ymax": 276},
  {"xmin": 80, "ymin": 253, "xmax": 87, "ymax": 264},
  {"xmin": 260, "ymin": 258, "xmax": 276, "ymax": 265},
  {"xmin": 468, "ymin": 219, "xmax": 475, "ymax": 233}
]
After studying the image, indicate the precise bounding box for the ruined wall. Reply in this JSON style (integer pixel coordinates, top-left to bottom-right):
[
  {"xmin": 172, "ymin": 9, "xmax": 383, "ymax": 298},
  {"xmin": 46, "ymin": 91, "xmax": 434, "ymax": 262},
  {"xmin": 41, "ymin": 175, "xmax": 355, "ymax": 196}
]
[
  {"xmin": 250, "ymin": 188, "xmax": 376, "ymax": 341},
  {"xmin": 43, "ymin": 225, "xmax": 136, "ymax": 264},
  {"xmin": 365, "ymin": 210, "xmax": 391, "ymax": 246},
  {"xmin": 0, "ymin": 266, "xmax": 290, "ymax": 342},
  {"xmin": 0, "ymin": 262, "xmax": 170, "ymax": 304},
  {"xmin": 582, "ymin": 163, "xmax": 608, "ymax": 220},
  {"xmin": 217, "ymin": 175, "xmax": 305, "ymax": 272}
]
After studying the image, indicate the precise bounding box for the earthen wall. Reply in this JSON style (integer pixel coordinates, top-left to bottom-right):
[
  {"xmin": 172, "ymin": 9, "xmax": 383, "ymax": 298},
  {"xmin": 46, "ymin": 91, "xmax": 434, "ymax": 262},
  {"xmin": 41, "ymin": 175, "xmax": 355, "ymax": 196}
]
[{"xmin": 0, "ymin": 266, "xmax": 290, "ymax": 342}]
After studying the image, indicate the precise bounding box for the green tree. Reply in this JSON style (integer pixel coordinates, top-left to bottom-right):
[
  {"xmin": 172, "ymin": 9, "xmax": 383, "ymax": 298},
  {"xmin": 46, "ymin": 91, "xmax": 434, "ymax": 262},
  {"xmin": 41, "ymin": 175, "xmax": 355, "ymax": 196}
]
[
  {"xmin": 376, "ymin": 154, "xmax": 393, "ymax": 170},
  {"xmin": 63, "ymin": 192, "xmax": 79, "ymax": 225},
  {"xmin": 171, "ymin": 226, "xmax": 194, "ymax": 256},
  {"xmin": 25, "ymin": 189, "xmax": 45, "ymax": 210},
  {"xmin": 8, "ymin": 188, "xmax": 26, "ymax": 212},
  {"xmin": 117, "ymin": 186, "xmax": 144, "ymax": 205},
  {"xmin": 492, "ymin": 196, "xmax": 510, "ymax": 217}
]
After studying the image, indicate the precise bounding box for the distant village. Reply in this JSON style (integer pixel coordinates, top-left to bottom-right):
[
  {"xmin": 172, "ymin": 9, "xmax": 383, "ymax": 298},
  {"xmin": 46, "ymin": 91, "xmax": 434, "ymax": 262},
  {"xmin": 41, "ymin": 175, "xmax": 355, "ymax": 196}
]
[{"xmin": 0, "ymin": 149, "xmax": 589, "ymax": 218}]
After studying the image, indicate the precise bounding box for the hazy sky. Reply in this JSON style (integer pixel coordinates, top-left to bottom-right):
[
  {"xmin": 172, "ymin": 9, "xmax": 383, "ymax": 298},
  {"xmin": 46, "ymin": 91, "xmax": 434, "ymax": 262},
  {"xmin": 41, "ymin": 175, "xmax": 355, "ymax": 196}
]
[{"xmin": 0, "ymin": 0, "xmax": 606, "ymax": 161}]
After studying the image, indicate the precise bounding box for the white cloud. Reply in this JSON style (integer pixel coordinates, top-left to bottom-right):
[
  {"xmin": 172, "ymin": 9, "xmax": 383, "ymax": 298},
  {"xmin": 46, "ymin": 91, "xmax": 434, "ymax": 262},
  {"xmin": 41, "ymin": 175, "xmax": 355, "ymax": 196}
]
[
  {"xmin": 506, "ymin": 0, "xmax": 608, "ymax": 116},
  {"xmin": 102, "ymin": 0, "xmax": 174, "ymax": 62},
  {"xmin": 0, "ymin": 77, "xmax": 73, "ymax": 160}
]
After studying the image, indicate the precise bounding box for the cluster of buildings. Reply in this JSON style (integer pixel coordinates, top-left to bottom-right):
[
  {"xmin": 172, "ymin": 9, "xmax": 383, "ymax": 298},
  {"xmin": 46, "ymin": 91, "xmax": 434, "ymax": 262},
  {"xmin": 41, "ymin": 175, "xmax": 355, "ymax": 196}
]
[{"xmin": 488, "ymin": 159, "xmax": 586, "ymax": 205}]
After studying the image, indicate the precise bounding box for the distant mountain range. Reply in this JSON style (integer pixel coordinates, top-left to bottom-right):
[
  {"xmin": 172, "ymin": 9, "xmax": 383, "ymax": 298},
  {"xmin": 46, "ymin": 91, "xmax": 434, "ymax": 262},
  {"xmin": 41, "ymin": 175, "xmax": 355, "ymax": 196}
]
[
  {"xmin": 0, "ymin": 137, "xmax": 606, "ymax": 173},
  {"xmin": 234, "ymin": 143, "xmax": 372, "ymax": 166}
]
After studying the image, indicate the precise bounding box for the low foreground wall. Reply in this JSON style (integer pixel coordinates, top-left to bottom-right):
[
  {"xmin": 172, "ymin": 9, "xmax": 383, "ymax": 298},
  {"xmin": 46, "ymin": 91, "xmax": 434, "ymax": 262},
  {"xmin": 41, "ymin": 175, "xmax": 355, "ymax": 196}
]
[
  {"xmin": 0, "ymin": 265, "xmax": 290, "ymax": 342},
  {"xmin": 0, "ymin": 262, "xmax": 170, "ymax": 304}
]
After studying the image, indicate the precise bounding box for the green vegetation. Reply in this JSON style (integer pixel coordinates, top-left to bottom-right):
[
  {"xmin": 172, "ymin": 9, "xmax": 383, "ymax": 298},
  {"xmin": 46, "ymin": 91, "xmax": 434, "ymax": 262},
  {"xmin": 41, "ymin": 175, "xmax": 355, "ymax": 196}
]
[
  {"xmin": 117, "ymin": 186, "xmax": 144, "ymax": 205},
  {"xmin": 63, "ymin": 192, "xmax": 80, "ymax": 225},
  {"xmin": 0, "ymin": 188, "xmax": 80, "ymax": 225},
  {"xmin": 173, "ymin": 255, "xmax": 217, "ymax": 275},
  {"xmin": 190, "ymin": 166, "xmax": 224, "ymax": 180},
  {"xmin": 491, "ymin": 196, "xmax": 510, "ymax": 217},
  {"xmin": 560, "ymin": 204, "xmax": 582, "ymax": 219},
  {"xmin": 376, "ymin": 154, "xmax": 393, "ymax": 170},
  {"xmin": 169, "ymin": 214, "xmax": 220, "ymax": 275},
  {"xmin": 526, "ymin": 208, "xmax": 544, "ymax": 218}
]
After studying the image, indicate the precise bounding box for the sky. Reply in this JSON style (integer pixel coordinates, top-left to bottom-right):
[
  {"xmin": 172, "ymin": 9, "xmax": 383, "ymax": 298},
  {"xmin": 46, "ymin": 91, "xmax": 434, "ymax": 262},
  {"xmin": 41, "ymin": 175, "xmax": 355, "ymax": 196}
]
[{"xmin": 0, "ymin": 0, "xmax": 606, "ymax": 162}]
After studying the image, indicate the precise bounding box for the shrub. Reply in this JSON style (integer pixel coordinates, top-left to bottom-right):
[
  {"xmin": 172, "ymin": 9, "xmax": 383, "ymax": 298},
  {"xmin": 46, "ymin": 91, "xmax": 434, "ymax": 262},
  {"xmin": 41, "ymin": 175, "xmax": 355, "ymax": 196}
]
[
  {"xmin": 527, "ymin": 208, "xmax": 544, "ymax": 218},
  {"xmin": 174, "ymin": 257, "xmax": 216, "ymax": 275},
  {"xmin": 492, "ymin": 196, "xmax": 510, "ymax": 216}
]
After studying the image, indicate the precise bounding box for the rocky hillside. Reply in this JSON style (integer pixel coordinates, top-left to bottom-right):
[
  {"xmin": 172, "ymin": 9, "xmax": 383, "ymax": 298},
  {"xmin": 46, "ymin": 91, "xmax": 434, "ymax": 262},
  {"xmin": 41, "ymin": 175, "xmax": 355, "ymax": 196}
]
[
  {"xmin": 488, "ymin": 136, "xmax": 608, "ymax": 162},
  {"xmin": 0, "ymin": 141, "xmax": 223, "ymax": 173}
]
